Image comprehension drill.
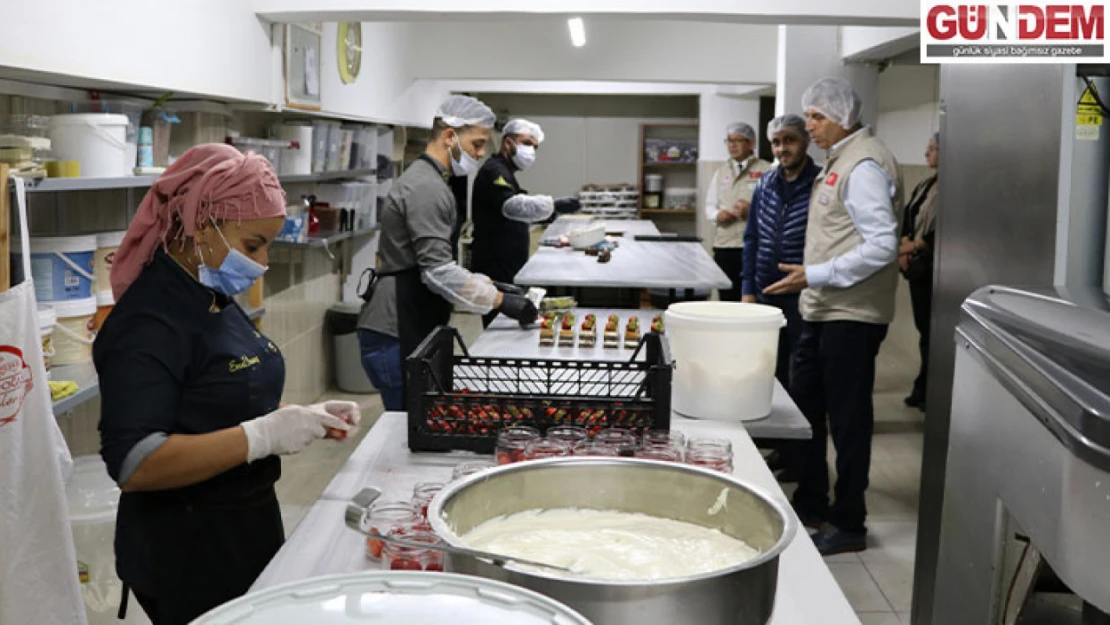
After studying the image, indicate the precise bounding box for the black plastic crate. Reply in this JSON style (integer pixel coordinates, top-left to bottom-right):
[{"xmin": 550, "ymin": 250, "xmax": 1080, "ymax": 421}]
[{"xmin": 406, "ymin": 326, "xmax": 673, "ymax": 453}]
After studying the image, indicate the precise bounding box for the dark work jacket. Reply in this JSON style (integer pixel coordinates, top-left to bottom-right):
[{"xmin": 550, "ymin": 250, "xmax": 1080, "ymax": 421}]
[{"xmin": 471, "ymin": 154, "xmax": 529, "ymax": 283}]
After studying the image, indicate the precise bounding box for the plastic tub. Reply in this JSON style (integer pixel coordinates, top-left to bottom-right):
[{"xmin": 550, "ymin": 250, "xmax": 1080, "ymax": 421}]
[
  {"xmin": 665, "ymin": 302, "xmax": 785, "ymax": 421},
  {"xmin": 231, "ymin": 137, "xmax": 287, "ymax": 171},
  {"xmin": 38, "ymin": 304, "xmax": 56, "ymax": 375},
  {"xmin": 51, "ymin": 297, "xmax": 98, "ymax": 366},
  {"xmin": 16, "ymin": 235, "xmax": 97, "ymax": 302},
  {"xmin": 92, "ymin": 291, "xmax": 114, "ymax": 332},
  {"xmin": 276, "ymin": 123, "xmax": 313, "ymax": 176},
  {"xmin": 49, "ymin": 114, "xmax": 132, "ymax": 178},
  {"xmin": 93, "ymin": 231, "xmax": 126, "ymax": 299}
]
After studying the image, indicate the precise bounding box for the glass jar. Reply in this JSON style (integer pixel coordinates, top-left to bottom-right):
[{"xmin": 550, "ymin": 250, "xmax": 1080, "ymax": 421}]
[
  {"xmin": 685, "ymin": 448, "xmax": 734, "ymax": 473},
  {"xmin": 687, "ymin": 437, "xmax": 733, "ymax": 455},
  {"xmin": 643, "ymin": 429, "xmax": 686, "ymax": 449},
  {"xmin": 451, "ymin": 460, "xmax": 496, "ymax": 481},
  {"xmin": 380, "ymin": 528, "xmax": 445, "ymax": 572},
  {"xmin": 363, "ymin": 501, "xmax": 420, "ymax": 561},
  {"xmin": 522, "ymin": 438, "xmax": 572, "ymax": 461},
  {"xmin": 546, "ymin": 425, "xmax": 589, "ymax": 447},
  {"xmin": 412, "ymin": 481, "xmax": 446, "ymax": 518},
  {"xmin": 572, "ymin": 440, "xmax": 621, "ymax": 457},
  {"xmin": 634, "ymin": 445, "xmax": 682, "ymax": 462},
  {"xmin": 496, "ymin": 426, "xmax": 541, "ymax": 465},
  {"xmin": 594, "ymin": 428, "xmax": 639, "ymax": 456}
]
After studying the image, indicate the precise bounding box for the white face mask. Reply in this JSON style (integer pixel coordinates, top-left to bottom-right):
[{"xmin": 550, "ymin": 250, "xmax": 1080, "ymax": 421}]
[
  {"xmin": 511, "ymin": 143, "xmax": 537, "ymax": 171},
  {"xmin": 450, "ymin": 135, "xmax": 480, "ymax": 176}
]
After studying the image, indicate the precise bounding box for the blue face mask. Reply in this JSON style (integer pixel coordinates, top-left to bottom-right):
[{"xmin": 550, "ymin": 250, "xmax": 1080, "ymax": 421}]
[{"xmin": 198, "ymin": 220, "xmax": 268, "ymax": 296}]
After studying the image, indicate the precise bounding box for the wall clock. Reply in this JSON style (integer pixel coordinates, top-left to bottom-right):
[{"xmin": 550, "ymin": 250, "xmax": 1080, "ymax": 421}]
[{"xmin": 337, "ymin": 22, "xmax": 362, "ymax": 85}]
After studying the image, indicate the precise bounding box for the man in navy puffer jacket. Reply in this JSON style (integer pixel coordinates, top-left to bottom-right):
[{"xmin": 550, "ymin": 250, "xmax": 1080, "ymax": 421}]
[{"xmin": 742, "ymin": 114, "xmax": 821, "ymax": 481}]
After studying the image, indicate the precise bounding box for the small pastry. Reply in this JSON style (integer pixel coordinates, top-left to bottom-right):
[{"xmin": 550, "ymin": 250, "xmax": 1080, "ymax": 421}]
[
  {"xmin": 559, "ymin": 313, "xmax": 576, "ymax": 347},
  {"xmin": 579, "ymin": 314, "xmax": 597, "ymax": 347},
  {"xmin": 603, "ymin": 314, "xmax": 620, "ymax": 349},
  {"xmin": 624, "ymin": 316, "xmax": 641, "ymax": 348}
]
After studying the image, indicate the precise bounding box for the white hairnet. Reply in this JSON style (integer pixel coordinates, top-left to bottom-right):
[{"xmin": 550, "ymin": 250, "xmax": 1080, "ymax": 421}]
[
  {"xmin": 503, "ymin": 118, "xmax": 545, "ymax": 143},
  {"xmin": 767, "ymin": 114, "xmax": 808, "ymax": 141},
  {"xmin": 435, "ymin": 95, "xmax": 496, "ymax": 129},
  {"xmin": 801, "ymin": 77, "xmax": 863, "ymax": 130},
  {"xmin": 726, "ymin": 122, "xmax": 755, "ymax": 141}
]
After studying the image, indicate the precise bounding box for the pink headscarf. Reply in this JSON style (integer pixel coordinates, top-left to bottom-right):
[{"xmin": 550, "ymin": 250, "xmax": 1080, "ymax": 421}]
[{"xmin": 111, "ymin": 143, "xmax": 287, "ymax": 300}]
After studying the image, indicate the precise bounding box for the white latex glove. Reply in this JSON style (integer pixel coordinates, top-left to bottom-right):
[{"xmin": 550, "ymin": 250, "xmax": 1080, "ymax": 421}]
[
  {"xmin": 241, "ymin": 405, "xmax": 349, "ymax": 463},
  {"xmin": 310, "ymin": 400, "xmax": 362, "ymax": 432}
]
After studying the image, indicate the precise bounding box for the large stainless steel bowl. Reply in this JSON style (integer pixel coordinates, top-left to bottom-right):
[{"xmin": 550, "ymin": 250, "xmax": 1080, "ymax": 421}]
[{"xmin": 427, "ymin": 458, "xmax": 796, "ymax": 625}]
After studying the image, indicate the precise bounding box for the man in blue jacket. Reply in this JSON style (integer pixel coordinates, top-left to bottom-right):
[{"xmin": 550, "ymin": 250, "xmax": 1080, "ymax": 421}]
[
  {"xmin": 742, "ymin": 114, "xmax": 820, "ymax": 483},
  {"xmin": 742, "ymin": 113, "xmax": 820, "ymax": 387}
]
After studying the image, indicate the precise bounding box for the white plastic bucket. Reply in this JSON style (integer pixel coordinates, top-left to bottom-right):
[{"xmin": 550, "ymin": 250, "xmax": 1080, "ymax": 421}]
[
  {"xmin": 49, "ymin": 114, "xmax": 132, "ymax": 178},
  {"xmin": 93, "ymin": 231, "xmax": 126, "ymax": 299},
  {"xmin": 16, "ymin": 235, "xmax": 97, "ymax": 302},
  {"xmin": 664, "ymin": 302, "xmax": 785, "ymax": 421},
  {"xmin": 38, "ymin": 304, "xmax": 57, "ymax": 375},
  {"xmin": 51, "ymin": 297, "xmax": 97, "ymax": 366}
]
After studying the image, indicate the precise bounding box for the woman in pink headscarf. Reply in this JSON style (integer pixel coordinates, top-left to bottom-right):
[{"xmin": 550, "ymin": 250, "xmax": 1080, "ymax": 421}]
[{"xmin": 94, "ymin": 144, "xmax": 360, "ymax": 624}]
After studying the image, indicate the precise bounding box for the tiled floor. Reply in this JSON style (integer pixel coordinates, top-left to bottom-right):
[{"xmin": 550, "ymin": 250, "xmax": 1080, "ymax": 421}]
[{"xmin": 278, "ymin": 282, "xmax": 926, "ymax": 624}]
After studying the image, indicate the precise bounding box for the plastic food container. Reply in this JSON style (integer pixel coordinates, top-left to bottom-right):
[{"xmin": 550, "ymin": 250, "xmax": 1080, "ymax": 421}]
[
  {"xmin": 16, "ymin": 235, "xmax": 97, "ymax": 302},
  {"xmin": 666, "ymin": 302, "xmax": 785, "ymax": 421},
  {"xmin": 92, "ymin": 231, "xmax": 126, "ymax": 299},
  {"xmin": 275, "ymin": 123, "xmax": 313, "ymax": 176},
  {"xmin": 3, "ymin": 114, "xmax": 50, "ymax": 137},
  {"xmin": 92, "ymin": 291, "xmax": 115, "ymax": 332},
  {"xmin": 663, "ymin": 187, "xmax": 698, "ymax": 210},
  {"xmin": 49, "ymin": 114, "xmax": 132, "ymax": 178},
  {"xmin": 363, "ymin": 501, "xmax": 420, "ymax": 560},
  {"xmin": 51, "ymin": 297, "xmax": 97, "ymax": 365},
  {"xmin": 38, "ymin": 304, "xmax": 56, "ymax": 375},
  {"xmin": 191, "ymin": 571, "xmax": 595, "ymax": 625},
  {"xmin": 568, "ymin": 222, "xmax": 607, "ymax": 250},
  {"xmin": 496, "ymin": 426, "xmax": 541, "ymax": 465},
  {"xmin": 231, "ymin": 137, "xmax": 288, "ymax": 171}
]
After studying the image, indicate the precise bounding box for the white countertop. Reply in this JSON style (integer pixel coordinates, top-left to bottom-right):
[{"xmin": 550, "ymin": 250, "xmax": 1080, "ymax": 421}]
[
  {"xmin": 517, "ymin": 223, "xmax": 729, "ymax": 290},
  {"xmin": 253, "ymin": 414, "xmax": 858, "ymax": 625},
  {"xmin": 474, "ymin": 309, "xmax": 811, "ymax": 441}
]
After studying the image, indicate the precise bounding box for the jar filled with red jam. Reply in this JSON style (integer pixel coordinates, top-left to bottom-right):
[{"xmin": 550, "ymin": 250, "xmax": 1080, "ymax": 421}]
[
  {"xmin": 363, "ymin": 501, "xmax": 420, "ymax": 561},
  {"xmin": 496, "ymin": 426, "xmax": 541, "ymax": 465},
  {"xmin": 380, "ymin": 528, "xmax": 445, "ymax": 572}
]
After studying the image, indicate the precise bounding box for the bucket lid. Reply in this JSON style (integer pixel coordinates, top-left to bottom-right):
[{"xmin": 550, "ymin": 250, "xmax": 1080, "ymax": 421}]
[
  {"xmin": 192, "ymin": 572, "xmax": 594, "ymax": 625},
  {"xmin": 96, "ymin": 290, "xmax": 115, "ymax": 307},
  {"xmin": 50, "ymin": 113, "xmax": 130, "ymax": 127},
  {"xmin": 65, "ymin": 456, "xmax": 121, "ymax": 524},
  {"xmin": 13, "ymin": 235, "xmax": 98, "ymax": 254},
  {"xmin": 96, "ymin": 230, "xmax": 128, "ymax": 248},
  {"xmin": 51, "ymin": 297, "xmax": 97, "ymax": 318},
  {"xmin": 37, "ymin": 303, "xmax": 56, "ymax": 330},
  {"xmin": 666, "ymin": 301, "xmax": 786, "ymax": 328}
]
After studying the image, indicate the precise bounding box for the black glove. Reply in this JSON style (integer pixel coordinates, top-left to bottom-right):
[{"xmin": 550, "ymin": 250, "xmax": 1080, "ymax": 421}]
[
  {"xmin": 554, "ymin": 197, "xmax": 582, "ymax": 214},
  {"xmin": 499, "ymin": 293, "xmax": 539, "ymax": 327},
  {"xmin": 492, "ymin": 281, "xmax": 526, "ymax": 296}
]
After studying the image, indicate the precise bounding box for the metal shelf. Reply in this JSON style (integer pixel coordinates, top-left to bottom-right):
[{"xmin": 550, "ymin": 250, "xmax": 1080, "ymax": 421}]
[
  {"xmin": 278, "ymin": 169, "xmax": 376, "ymax": 183},
  {"xmin": 643, "ymin": 162, "xmax": 697, "ymax": 168},
  {"xmin": 51, "ymin": 362, "xmax": 100, "ymax": 415},
  {"xmin": 271, "ymin": 226, "xmax": 378, "ymax": 249},
  {"xmin": 21, "ymin": 175, "xmax": 159, "ymax": 193},
  {"xmin": 641, "ymin": 209, "xmax": 696, "ymax": 215}
]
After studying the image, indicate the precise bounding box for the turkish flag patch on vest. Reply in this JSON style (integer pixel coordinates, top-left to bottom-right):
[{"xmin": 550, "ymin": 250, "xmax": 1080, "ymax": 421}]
[
  {"xmin": 749, "ymin": 171, "xmax": 763, "ymax": 179},
  {"xmin": 825, "ymin": 173, "xmax": 839, "ymax": 186}
]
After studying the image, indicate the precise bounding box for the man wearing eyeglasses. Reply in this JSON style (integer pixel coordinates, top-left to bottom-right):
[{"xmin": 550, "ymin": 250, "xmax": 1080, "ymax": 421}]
[{"xmin": 705, "ymin": 123, "xmax": 772, "ymax": 301}]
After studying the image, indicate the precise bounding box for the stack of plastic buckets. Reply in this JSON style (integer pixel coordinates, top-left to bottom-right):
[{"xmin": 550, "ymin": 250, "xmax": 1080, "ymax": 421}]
[
  {"xmin": 18, "ymin": 235, "xmax": 99, "ymax": 368},
  {"xmin": 92, "ymin": 232, "xmax": 125, "ymax": 331}
]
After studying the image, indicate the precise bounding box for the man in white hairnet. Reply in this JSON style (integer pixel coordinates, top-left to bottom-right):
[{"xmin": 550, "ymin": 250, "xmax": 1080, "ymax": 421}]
[
  {"xmin": 471, "ymin": 118, "xmax": 561, "ymax": 327},
  {"xmin": 360, "ymin": 95, "xmax": 538, "ymax": 409},
  {"xmin": 705, "ymin": 122, "xmax": 772, "ymax": 301},
  {"xmin": 763, "ymin": 76, "xmax": 903, "ymax": 555}
]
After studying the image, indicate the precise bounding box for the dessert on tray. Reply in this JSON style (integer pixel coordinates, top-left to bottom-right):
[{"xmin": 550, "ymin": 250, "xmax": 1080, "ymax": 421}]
[
  {"xmin": 539, "ymin": 313, "xmax": 558, "ymax": 346},
  {"xmin": 559, "ymin": 313, "xmax": 577, "ymax": 347},
  {"xmin": 579, "ymin": 314, "xmax": 597, "ymax": 347},
  {"xmin": 651, "ymin": 315, "xmax": 665, "ymax": 334},
  {"xmin": 603, "ymin": 314, "xmax": 621, "ymax": 349},
  {"xmin": 624, "ymin": 316, "xmax": 641, "ymax": 348}
]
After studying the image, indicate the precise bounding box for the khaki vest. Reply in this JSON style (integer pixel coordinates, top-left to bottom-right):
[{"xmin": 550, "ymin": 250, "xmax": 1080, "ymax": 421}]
[
  {"xmin": 713, "ymin": 156, "xmax": 772, "ymax": 248},
  {"xmin": 800, "ymin": 129, "xmax": 904, "ymax": 325}
]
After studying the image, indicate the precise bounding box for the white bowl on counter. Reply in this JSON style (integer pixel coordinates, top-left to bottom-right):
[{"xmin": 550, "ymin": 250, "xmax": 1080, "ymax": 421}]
[{"xmin": 567, "ymin": 222, "xmax": 608, "ymax": 249}]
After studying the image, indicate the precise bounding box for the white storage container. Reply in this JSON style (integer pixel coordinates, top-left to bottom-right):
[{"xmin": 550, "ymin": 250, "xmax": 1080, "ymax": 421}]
[
  {"xmin": 51, "ymin": 297, "xmax": 98, "ymax": 365},
  {"xmin": 276, "ymin": 123, "xmax": 313, "ymax": 176},
  {"xmin": 665, "ymin": 302, "xmax": 785, "ymax": 421},
  {"xmin": 49, "ymin": 114, "xmax": 132, "ymax": 178},
  {"xmin": 663, "ymin": 187, "xmax": 697, "ymax": 210}
]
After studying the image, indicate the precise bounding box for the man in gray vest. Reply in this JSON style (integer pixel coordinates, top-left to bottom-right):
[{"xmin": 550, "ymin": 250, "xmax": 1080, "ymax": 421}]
[
  {"xmin": 763, "ymin": 77, "xmax": 903, "ymax": 555},
  {"xmin": 705, "ymin": 122, "xmax": 772, "ymax": 301}
]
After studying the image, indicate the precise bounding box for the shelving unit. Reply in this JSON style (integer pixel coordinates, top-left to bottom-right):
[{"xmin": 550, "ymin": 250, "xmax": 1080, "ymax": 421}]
[
  {"xmin": 271, "ymin": 226, "xmax": 378, "ymax": 249},
  {"xmin": 278, "ymin": 169, "xmax": 376, "ymax": 183},
  {"xmin": 21, "ymin": 175, "xmax": 158, "ymax": 193},
  {"xmin": 637, "ymin": 123, "xmax": 699, "ymax": 238},
  {"xmin": 51, "ymin": 363, "xmax": 100, "ymax": 415}
]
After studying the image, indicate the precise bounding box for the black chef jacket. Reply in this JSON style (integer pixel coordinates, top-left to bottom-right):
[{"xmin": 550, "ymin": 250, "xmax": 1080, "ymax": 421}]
[
  {"xmin": 471, "ymin": 154, "xmax": 529, "ymax": 283},
  {"xmin": 95, "ymin": 248, "xmax": 285, "ymax": 622}
]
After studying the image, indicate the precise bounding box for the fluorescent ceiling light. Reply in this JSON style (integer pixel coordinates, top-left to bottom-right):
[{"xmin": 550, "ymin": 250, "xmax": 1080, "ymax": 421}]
[{"xmin": 568, "ymin": 17, "xmax": 586, "ymax": 47}]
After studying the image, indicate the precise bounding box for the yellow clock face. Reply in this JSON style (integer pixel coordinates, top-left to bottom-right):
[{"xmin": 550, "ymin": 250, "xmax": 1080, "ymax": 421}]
[{"xmin": 337, "ymin": 22, "xmax": 362, "ymax": 85}]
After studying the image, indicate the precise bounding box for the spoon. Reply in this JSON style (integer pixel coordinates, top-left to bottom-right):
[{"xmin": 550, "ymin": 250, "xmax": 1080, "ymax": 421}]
[{"xmin": 345, "ymin": 487, "xmax": 577, "ymax": 575}]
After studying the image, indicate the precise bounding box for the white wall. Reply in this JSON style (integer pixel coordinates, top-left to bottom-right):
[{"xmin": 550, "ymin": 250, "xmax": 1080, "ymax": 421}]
[
  {"xmin": 0, "ymin": 0, "xmax": 274, "ymax": 103},
  {"xmin": 875, "ymin": 62, "xmax": 940, "ymax": 165},
  {"xmin": 406, "ymin": 20, "xmax": 779, "ymax": 86},
  {"xmin": 840, "ymin": 26, "xmax": 919, "ymax": 60},
  {"xmin": 475, "ymin": 93, "xmax": 697, "ymax": 196},
  {"xmin": 699, "ymin": 94, "xmax": 762, "ymax": 161}
]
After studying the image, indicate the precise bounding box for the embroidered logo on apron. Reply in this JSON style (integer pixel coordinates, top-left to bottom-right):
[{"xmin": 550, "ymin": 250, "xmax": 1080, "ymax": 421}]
[
  {"xmin": 229, "ymin": 355, "xmax": 262, "ymax": 373},
  {"xmin": 0, "ymin": 346, "xmax": 34, "ymax": 427}
]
